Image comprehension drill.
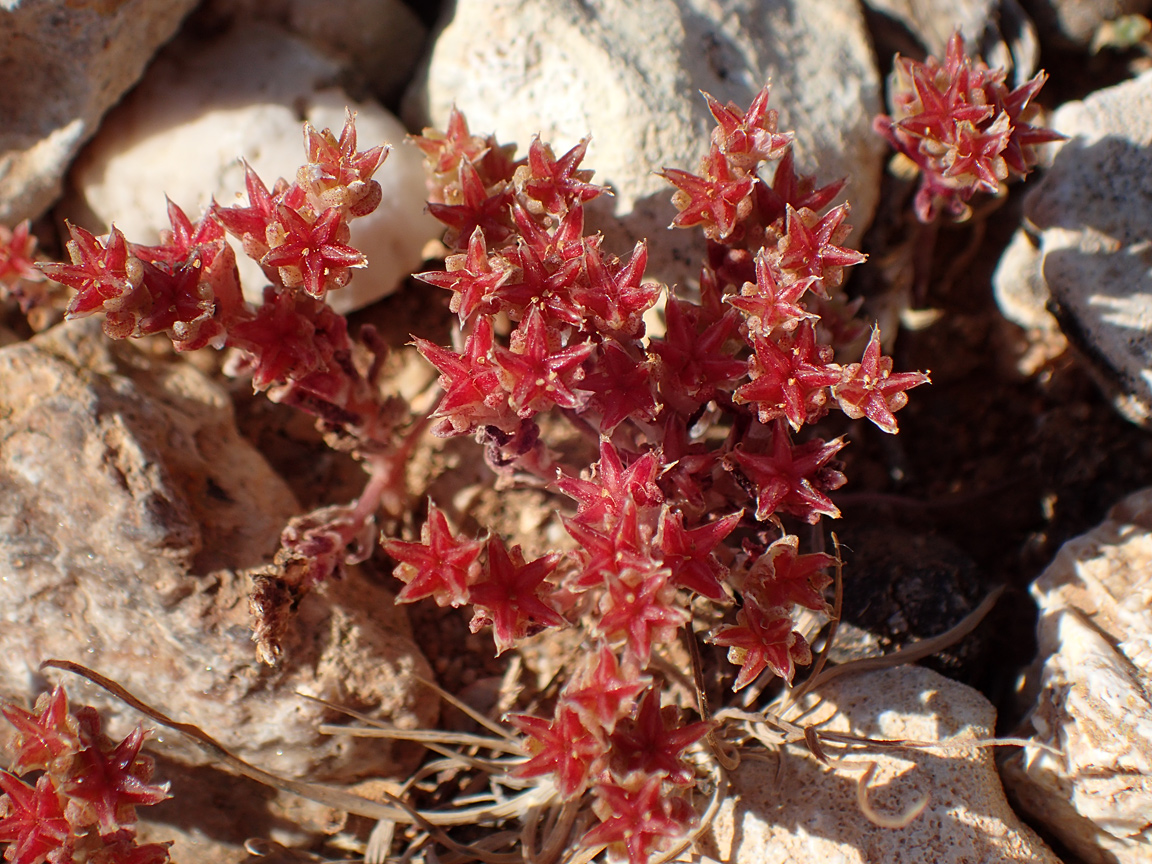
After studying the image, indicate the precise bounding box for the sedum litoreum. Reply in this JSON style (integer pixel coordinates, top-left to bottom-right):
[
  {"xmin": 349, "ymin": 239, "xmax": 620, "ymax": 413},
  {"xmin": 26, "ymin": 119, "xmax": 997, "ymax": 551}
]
[{"xmin": 400, "ymin": 82, "xmax": 930, "ymax": 862}]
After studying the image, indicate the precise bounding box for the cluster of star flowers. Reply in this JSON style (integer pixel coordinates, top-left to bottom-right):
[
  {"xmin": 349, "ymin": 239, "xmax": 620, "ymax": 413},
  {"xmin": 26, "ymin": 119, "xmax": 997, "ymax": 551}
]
[
  {"xmin": 0, "ymin": 687, "xmax": 170, "ymax": 864},
  {"xmin": 873, "ymin": 31, "xmax": 1060, "ymax": 222},
  {"xmin": 0, "ymin": 221, "xmax": 55, "ymax": 319},
  {"xmin": 394, "ymin": 83, "xmax": 929, "ymax": 863},
  {"xmin": 34, "ymin": 113, "xmax": 415, "ymax": 659}
]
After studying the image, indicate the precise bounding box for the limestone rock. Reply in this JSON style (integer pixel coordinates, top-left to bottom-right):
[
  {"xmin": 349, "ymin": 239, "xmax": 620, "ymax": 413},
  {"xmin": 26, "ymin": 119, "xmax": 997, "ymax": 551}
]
[
  {"xmin": 0, "ymin": 318, "xmax": 437, "ymax": 782},
  {"xmin": 1002, "ymin": 486, "xmax": 1152, "ymax": 864},
  {"xmin": 0, "ymin": 0, "xmax": 199, "ymax": 223},
  {"xmin": 693, "ymin": 666, "xmax": 1059, "ymax": 864},
  {"xmin": 1020, "ymin": 71, "xmax": 1152, "ymax": 425},
  {"xmin": 405, "ymin": 0, "xmax": 884, "ymax": 290},
  {"xmin": 67, "ymin": 23, "xmax": 440, "ymax": 315}
]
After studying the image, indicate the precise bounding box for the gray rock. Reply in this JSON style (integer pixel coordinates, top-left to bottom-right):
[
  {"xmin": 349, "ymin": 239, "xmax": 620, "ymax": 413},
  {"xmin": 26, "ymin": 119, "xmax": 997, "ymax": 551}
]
[
  {"xmin": 404, "ymin": 0, "xmax": 884, "ymax": 290},
  {"xmin": 1022, "ymin": 70, "xmax": 1152, "ymax": 425},
  {"xmin": 0, "ymin": 0, "xmax": 199, "ymax": 223},
  {"xmin": 1026, "ymin": 0, "xmax": 1152, "ymax": 48},
  {"xmin": 1002, "ymin": 486, "xmax": 1152, "ymax": 864},
  {"xmin": 195, "ymin": 0, "xmax": 429, "ymax": 105},
  {"xmin": 67, "ymin": 23, "xmax": 440, "ymax": 315},
  {"xmin": 0, "ymin": 319, "xmax": 436, "ymax": 782},
  {"xmin": 694, "ymin": 666, "xmax": 1059, "ymax": 864}
]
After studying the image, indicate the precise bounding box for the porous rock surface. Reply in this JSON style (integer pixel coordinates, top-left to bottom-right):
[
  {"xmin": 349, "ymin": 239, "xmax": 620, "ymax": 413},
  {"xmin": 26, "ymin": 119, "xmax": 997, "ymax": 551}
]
[
  {"xmin": 1006, "ymin": 71, "xmax": 1152, "ymax": 425},
  {"xmin": 405, "ymin": 0, "xmax": 885, "ymax": 290},
  {"xmin": 0, "ymin": 318, "xmax": 436, "ymax": 783},
  {"xmin": 692, "ymin": 666, "xmax": 1058, "ymax": 864},
  {"xmin": 1002, "ymin": 486, "xmax": 1152, "ymax": 863},
  {"xmin": 68, "ymin": 23, "xmax": 440, "ymax": 315},
  {"xmin": 0, "ymin": 0, "xmax": 199, "ymax": 224}
]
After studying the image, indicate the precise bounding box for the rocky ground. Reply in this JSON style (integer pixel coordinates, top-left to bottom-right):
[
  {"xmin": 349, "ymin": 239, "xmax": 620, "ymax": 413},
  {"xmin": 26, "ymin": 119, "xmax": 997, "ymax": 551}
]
[{"xmin": 2, "ymin": 0, "xmax": 1152, "ymax": 862}]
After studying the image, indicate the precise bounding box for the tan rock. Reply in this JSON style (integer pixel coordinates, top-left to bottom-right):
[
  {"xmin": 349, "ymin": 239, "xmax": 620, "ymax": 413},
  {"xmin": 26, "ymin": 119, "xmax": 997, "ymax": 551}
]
[
  {"xmin": 1002, "ymin": 486, "xmax": 1152, "ymax": 864},
  {"xmin": 0, "ymin": 319, "xmax": 436, "ymax": 782},
  {"xmin": 694, "ymin": 666, "xmax": 1059, "ymax": 864},
  {"xmin": 0, "ymin": 0, "xmax": 199, "ymax": 223}
]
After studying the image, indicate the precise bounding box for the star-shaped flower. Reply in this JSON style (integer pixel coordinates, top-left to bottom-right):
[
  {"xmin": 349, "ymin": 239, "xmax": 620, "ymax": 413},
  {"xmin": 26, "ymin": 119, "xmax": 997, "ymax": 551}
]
[
  {"xmin": 594, "ymin": 568, "xmax": 689, "ymax": 664},
  {"xmin": 262, "ymin": 205, "xmax": 367, "ymax": 299},
  {"xmin": 744, "ymin": 533, "xmax": 835, "ymax": 614},
  {"xmin": 382, "ymin": 504, "xmax": 484, "ymax": 607},
  {"xmin": 725, "ymin": 248, "xmax": 817, "ymax": 336},
  {"xmin": 508, "ymin": 705, "xmax": 605, "ymax": 799},
  {"xmin": 468, "ymin": 537, "xmax": 564, "ymax": 655},
  {"xmin": 580, "ymin": 341, "xmax": 659, "ymax": 432},
  {"xmin": 414, "ymin": 317, "xmax": 512, "ymax": 436},
  {"xmin": 650, "ymin": 300, "xmax": 746, "ymax": 410},
  {"xmin": 776, "ymin": 204, "xmax": 866, "ymax": 295},
  {"xmin": 427, "ymin": 159, "xmax": 515, "ymax": 249},
  {"xmin": 515, "ymin": 135, "xmax": 606, "ymax": 214},
  {"xmin": 63, "ymin": 728, "xmax": 170, "ymax": 833},
  {"xmin": 1, "ymin": 687, "xmax": 79, "ymax": 775},
  {"xmin": 658, "ymin": 508, "xmax": 740, "ymax": 601},
  {"xmin": 660, "ymin": 145, "xmax": 755, "ymax": 240},
  {"xmin": 554, "ymin": 440, "xmax": 662, "ymax": 531},
  {"xmin": 564, "ymin": 498, "xmax": 659, "ymax": 590},
  {"xmin": 492, "ymin": 308, "xmax": 594, "ymax": 416},
  {"xmin": 607, "ymin": 688, "xmax": 711, "ymax": 785},
  {"xmin": 563, "ymin": 648, "xmax": 650, "ymax": 732},
  {"xmin": 416, "ymin": 226, "xmax": 511, "ymax": 323},
  {"xmin": 703, "ymin": 84, "xmax": 792, "ymax": 168},
  {"xmin": 708, "ymin": 600, "xmax": 812, "ymax": 689},
  {"xmin": 0, "ymin": 772, "xmax": 72, "ymax": 864},
  {"xmin": 832, "ymin": 328, "xmax": 929, "ymax": 434},
  {"xmin": 299, "ymin": 108, "xmax": 389, "ymax": 214},
  {"xmin": 724, "ymin": 422, "xmax": 847, "ymax": 523},
  {"xmin": 733, "ymin": 324, "xmax": 841, "ymax": 431},
  {"xmin": 584, "ymin": 776, "xmax": 694, "ymax": 864},
  {"xmin": 40, "ymin": 223, "xmax": 144, "ymax": 325}
]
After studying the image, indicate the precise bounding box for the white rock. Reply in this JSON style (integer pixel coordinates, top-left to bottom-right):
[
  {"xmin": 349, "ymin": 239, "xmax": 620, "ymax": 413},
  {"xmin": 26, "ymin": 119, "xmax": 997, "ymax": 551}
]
[
  {"xmin": 1021, "ymin": 71, "xmax": 1152, "ymax": 425},
  {"xmin": 1002, "ymin": 486, "xmax": 1152, "ymax": 864},
  {"xmin": 0, "ymin": 0, "xmax": 199, "ymax": 223},
  {"xmin": 693, "ymin": 666, "xmax": 1059, "ymax": 864},
  {"xmin": 993, "ymin": 227, "xmax": 1059, "ymax": 332},
  {"xmin": 68, "ymin": 23, "xmax": 440, "ymax": 315},
  {"xmin": 405, "ymin": 0, "xmax": 884, "ymax": 289}
]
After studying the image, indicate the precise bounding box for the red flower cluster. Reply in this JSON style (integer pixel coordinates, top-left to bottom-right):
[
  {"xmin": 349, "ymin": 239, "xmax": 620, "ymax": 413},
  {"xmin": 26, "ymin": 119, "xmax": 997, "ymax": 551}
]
[
  {"xmin": 873, "ymin": 31, "xmax": 1061, "ymax": 221},
  {"xmin": 37, "ymin": 112, "xmax": 406, "ymax": 598},
  {"xmin": 0, "ymin": 687, "xmax": 170, "ymax": 864},
  {"xmin": 401, "ymin": 84, "xmax": 930, "ymax": 861}
]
